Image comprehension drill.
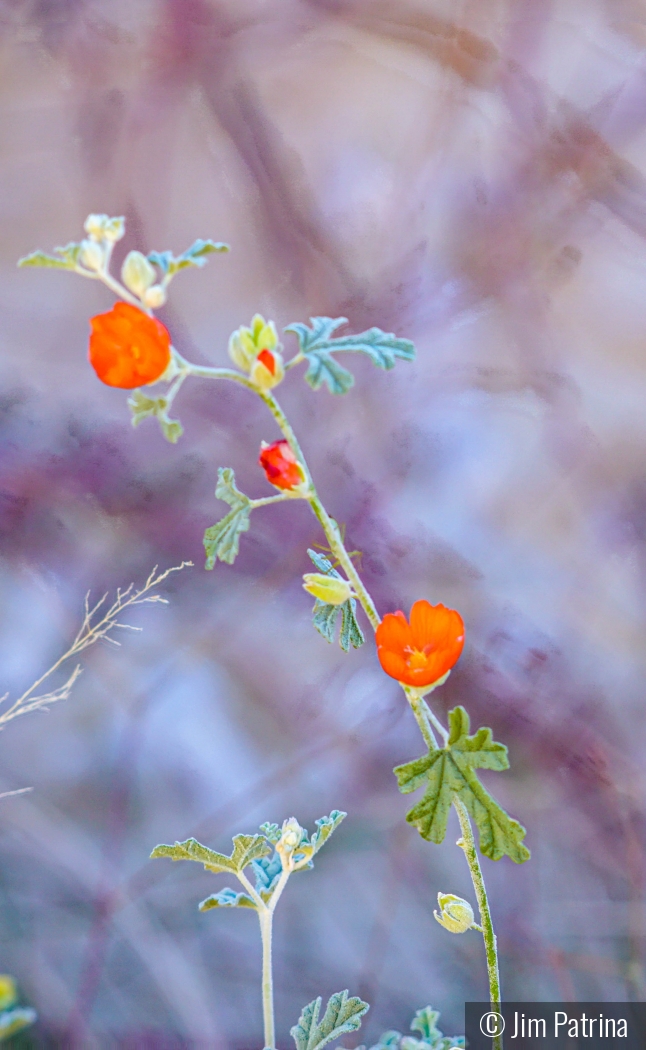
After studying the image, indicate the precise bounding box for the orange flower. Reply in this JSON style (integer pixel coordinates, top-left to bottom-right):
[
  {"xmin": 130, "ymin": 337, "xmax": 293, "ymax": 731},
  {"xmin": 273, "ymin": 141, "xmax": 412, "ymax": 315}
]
[
  {"xmin": 376, "ymin": 600, "xmax": 464, "ymax": 690},
  {"xmin": 259, "ymin": 439, "xmax": 306, "ymax": 491},
  {"xmin": 88, "ymin": 302, "xmax": 171, "ymax": 389}
]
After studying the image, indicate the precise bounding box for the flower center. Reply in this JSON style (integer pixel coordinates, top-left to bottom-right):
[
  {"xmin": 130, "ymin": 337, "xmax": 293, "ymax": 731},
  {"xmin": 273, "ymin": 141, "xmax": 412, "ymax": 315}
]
[{"xmin": 406, "ymin": 647, "xmax": 429, "ymax": 670}]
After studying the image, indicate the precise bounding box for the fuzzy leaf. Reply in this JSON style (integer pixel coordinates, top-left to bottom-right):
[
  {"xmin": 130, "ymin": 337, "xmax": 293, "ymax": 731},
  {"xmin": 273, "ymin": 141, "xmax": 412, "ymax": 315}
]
[
  {"xmin": 292, "ymin": 811, "xmax": 346, "ymax": 870},
  {"xmin": 307, "ymin": 550, "xmax": 364, "ymax": 651},
  {"xmin": 18, "ymin": 242, "xmax": 82, "ymax": 270},
  {"xmin": 199, "ymin": 887, "xmax": 257, "ymax": 911},
  {"xmin": 291, "ymin": 990, "xmax": 369, "ymax": 1050},
  {"xmin": 148, "ymin": 239, "xmax": 229, "ymax": 278},
  {"xmin": 286, "ymin": 317, "xmax": 415, "ymax": 395},
  {"xmin": 369, "ymin": 1033, "xmax": 402, "ymax": 1050},
  {"xmin": 259, "ymin": 822, "xmax": 282, "ymax": 844},
  {"xmin": 410, "ymin": 1008, "xmax": 443, "ymax": 1043},
  {"xmin": 203, "ymin": 467, "xmax": 252, "ymax": 567},
  {"xmin": 150, "ymin": 833, "xmax": 270, "ymax": 873},
  {"xmin": 0, "ymin": 1007, "xmax": 37, "ymax": 1041},
  {"xmin": 394, "ymin": 707, "xmax": 530, "ymax": 864},
  {"xmin": 127, "ymin": 391, "xmax": 183, "ymax": 444}
]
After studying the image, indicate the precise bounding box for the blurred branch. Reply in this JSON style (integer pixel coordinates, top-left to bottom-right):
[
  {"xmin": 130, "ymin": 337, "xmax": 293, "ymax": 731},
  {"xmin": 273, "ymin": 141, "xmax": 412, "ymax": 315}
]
[{"xmin": 0, "ymin": 562, "xmax": 191, "ymax": 731}]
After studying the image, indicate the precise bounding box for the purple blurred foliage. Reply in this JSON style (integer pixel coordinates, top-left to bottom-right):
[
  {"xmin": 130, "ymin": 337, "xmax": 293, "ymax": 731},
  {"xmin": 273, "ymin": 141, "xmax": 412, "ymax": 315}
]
[{"xmin": 1, "ymin": 0, "xmax": 646, "ymax": 1045}]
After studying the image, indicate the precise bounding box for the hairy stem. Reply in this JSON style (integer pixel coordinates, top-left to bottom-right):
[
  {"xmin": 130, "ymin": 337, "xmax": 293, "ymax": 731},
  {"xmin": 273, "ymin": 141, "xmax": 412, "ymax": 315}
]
[
  {"xmin": 258, "ymin": 908, "xmax": 275, "ymax": 1049},
  {"xmin": 453, "ymin": 797, "xmax": 502, "ymax": 1047}
]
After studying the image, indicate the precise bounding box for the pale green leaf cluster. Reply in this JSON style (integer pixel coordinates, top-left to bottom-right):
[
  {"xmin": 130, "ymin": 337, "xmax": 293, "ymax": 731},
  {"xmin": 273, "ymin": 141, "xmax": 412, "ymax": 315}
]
[
  {"xmin": 307, "ymin": 550, "xmax": 364, "ymax": 651},
  {"xmin": 365, "ymin": 1006, "xmax": 464, "ymax": 1050},
  {"xmin": 151, "ymin": 812, "xmax": 346, "ymax": 914},
  {"xmin": 148, "ymin": 239, "xmax": 229, "ymax": 278},
  {"xmin": 203, "ymin": 468, "xmax": 252, "ymax": 567},
  {"xmin": 18, "ymin": 242, "xmax": 82, "ymax": 271},
  {"xmin": 394, "ymin": 707, "xmax": 530, "ymax": 864},
  {"xmin": 286, "ymin": 317, "xmax": 415, "ymax": 395},
  {"xmin": 291, "ymin": 990, "xmax": 369, "ymax": 1050},
  {"xmin": 128, "ymin": 391, "xmax": 183, "ymax": 443}
]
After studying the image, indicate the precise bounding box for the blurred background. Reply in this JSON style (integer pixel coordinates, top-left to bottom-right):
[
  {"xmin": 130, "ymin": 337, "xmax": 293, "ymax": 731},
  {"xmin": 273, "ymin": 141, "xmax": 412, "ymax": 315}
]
[{"xmin": 1, "ymin": 0, "xmax": 646, "ymax": 1045}]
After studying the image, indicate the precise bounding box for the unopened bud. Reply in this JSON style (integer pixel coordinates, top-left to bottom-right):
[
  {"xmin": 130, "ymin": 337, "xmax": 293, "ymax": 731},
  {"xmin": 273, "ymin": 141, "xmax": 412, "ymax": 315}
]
[
  {"xmin": 434, "ymin": 892, "xmax": 475, "ymax": 934},
  {"xmin": 84, "ymin": 214, "xmax": 109, "ymax": 241},
  {"xmin": 250, "ymin": 348, "xmax": 285, "ymax": 390},
  {"xmin": 83, "ymin": 213, "xmax": 125, "ymax": 243},
  {"xmin": 277, "ymin": 817, "xmax": 303, "ymax": 860},
  {"xmin": 122, "ymin": 251, "xmax": 156, "ymax": 298},
  {"xmin": 228, "ymin": 314, "xmax": 279, "ymax": 373},
  {"xmin": 79, "ymin": 239, "xmax": 105, "ymax": 272},
  {"xmin": 303, "ymin": 573, "xmax": 353, "ymax": 605},
  {"xmin": 142, "ymin": 283, "xmax": 167, "ymax": 309}
]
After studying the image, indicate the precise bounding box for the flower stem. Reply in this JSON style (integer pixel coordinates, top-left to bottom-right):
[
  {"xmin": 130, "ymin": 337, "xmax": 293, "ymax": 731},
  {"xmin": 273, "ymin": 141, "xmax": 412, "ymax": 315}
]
[
  {"xmin": 453, "ymin": 797, "xmax": 502, "ymax": 1049},
  {"xmin": 258, "ymin": 908, "xmax": 275, "ymax": 1050}
]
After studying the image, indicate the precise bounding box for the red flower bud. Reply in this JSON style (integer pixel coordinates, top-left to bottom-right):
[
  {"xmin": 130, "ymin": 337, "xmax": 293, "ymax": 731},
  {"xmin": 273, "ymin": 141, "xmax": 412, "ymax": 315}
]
[
  {"xmin": 88, "ymin": 302, "xmax": 171, "ymax": 389},
  {"xmin": 376, "ymin": 600, "xmax": 464, "ymax": 690},
  {"xmin": 259, "ymin": 440, "xmax": 306, "ymax": 491}
]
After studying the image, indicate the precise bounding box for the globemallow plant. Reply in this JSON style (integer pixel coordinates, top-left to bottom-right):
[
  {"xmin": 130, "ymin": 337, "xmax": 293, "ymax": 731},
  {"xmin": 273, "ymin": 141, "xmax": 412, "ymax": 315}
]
[{"xmin": 20, "ymin": 215, "xmax": 530, "ymax": 1049}]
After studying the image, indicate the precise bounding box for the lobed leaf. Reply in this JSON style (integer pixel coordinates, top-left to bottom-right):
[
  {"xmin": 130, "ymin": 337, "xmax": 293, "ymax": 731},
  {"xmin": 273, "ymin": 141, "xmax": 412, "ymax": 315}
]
[
  {"xmin": 148, "ymin": 239, "xmax": 229, "ymax": 278},
  {"xmin": 203, "ymin": 467, "xmax": 252, "ymax": 567},
  {"xmin": 291, "ymin": 990, "xmax": 369, "ymax": 1050},
  {"xmin": 292, "ymin": 810, "xmax": 346, "ymax": 870},
  {"xmin": 18, "ymin": 243, "xmax": 82, "ymax": 271},
  {"xmin": 128, "ymin": 391, "xmax": 183, "ymax": 444},
  {"xmin": 150, "ymin": 833, "xmax": 270, "ymax": 874},
  {"xmin": 286, "ymin": 316, "xmax": 415, "ymax": 395},
  {"xmin": 393, "ymin": 707, "xmax": 530, "ymax": 864},
  {"xmin": 199, "ymin": 887, "xmax": 257, "ymax": 911}
]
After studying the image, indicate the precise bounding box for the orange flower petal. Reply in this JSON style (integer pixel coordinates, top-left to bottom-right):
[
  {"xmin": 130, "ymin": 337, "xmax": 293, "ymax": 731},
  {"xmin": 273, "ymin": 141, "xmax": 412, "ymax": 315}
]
[
  {"xmin": 88, "ymin": 302, "xmax": 171, "ymax": 389},
  {"xmin": 376, "ymin": 600, "xmax": 465, "ymax": 689}
]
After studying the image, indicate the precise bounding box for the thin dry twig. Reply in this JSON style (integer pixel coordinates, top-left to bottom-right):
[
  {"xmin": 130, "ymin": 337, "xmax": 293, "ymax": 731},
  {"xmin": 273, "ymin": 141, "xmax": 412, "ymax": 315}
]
[{"xmin": 0, "ymin": 563, "xmax": 191, "ymax": 731}]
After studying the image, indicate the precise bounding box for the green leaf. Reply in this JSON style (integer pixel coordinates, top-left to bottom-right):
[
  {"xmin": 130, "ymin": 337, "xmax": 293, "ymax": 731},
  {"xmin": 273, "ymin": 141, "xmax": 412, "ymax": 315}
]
[
  {"xmin": 0, "ymin": 1007, "xmax": 37, "ymax": 1041},
  {"xmin": 203, "ymin": 467, "xmax": 252, "ymax": 567},
  {"xmin": 17, "ymin": 242, "xmax": 82, "ymax": 271},
  {"xmin": 286, "ymin": 317, "xmax": 415, "ymax": 395},
  {"xmin": 410, "ymin": 1008, "xmax": 442, "ymax": 1044},
  {"xmin": 199, "ymin": 887, "xmax": 257, "ymax": 911},
  {"xmin": 127, "ymin": 391, "xmax": 183, "ymax": 444},
  {"xmin": 259, "ymin": 822, "xmax": 282, "ymax": 844},
  {"xmin": 292, "ymin": 810, "xmax": 346, "ymax": 870},
  {"xmin": 307, "ymin": 550, "xmax": 365, "ymax": 651},
  {"xmin": 394, "ymin": 707, "xmax": 530, "ymax": 864},
  {"xmin": 150, "ymin": 833, "xmax": 270, "ymax": 874},
  {"xmin": 148, "ymin": 239, "xmax": 229, "ymax": 278},
  {"xmin": 291, "ymin": 990, "xmax": 369, "ymax": 1050}
]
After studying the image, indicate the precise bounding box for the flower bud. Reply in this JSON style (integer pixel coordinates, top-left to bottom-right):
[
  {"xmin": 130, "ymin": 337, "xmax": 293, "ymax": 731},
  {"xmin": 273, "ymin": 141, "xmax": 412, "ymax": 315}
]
[
  {"xmin": 433, "ymin": 892, "xmax": 475, "ymax": 934},
  {"xmin": 122, "ymin": 251, "xmax": 157, "ymax": 298},
  {"xmin": 84, "ymin": 213, "xmax": 109, "ymax": 241},
  {"xmin": 303, "ymin": 573, "xmax": 353, "ymax": 605},
  {"xmin": 142, "ymin": 283, "xmax": 167, "ymax": 309},
  {"xmin": 228, "ymin": 314, "xmax": 279, "ymax": 373},
  {"xmin": 259, "ymin": 440, "xmax": 307, "ymax": 492},
  {"xmin": 250, "ymin": 348, "xmax": 285, "ymax": 390},
  {"xmin": 79, "ymin": 239, "xmax": 105, "ymax": 272},
  {"xmin": 83, "ymin": 213, "xmax": 125, "ymax": 243},
  {"xmin": 276, "ymin": 817, "xmax": 303, "ymax": 862}
]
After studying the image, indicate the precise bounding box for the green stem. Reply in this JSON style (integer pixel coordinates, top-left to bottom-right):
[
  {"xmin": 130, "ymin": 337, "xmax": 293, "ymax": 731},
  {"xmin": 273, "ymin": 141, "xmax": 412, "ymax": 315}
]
[{"xmin": 453, "ymin": 797, "xmax": 502, "ymax": 1049}]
